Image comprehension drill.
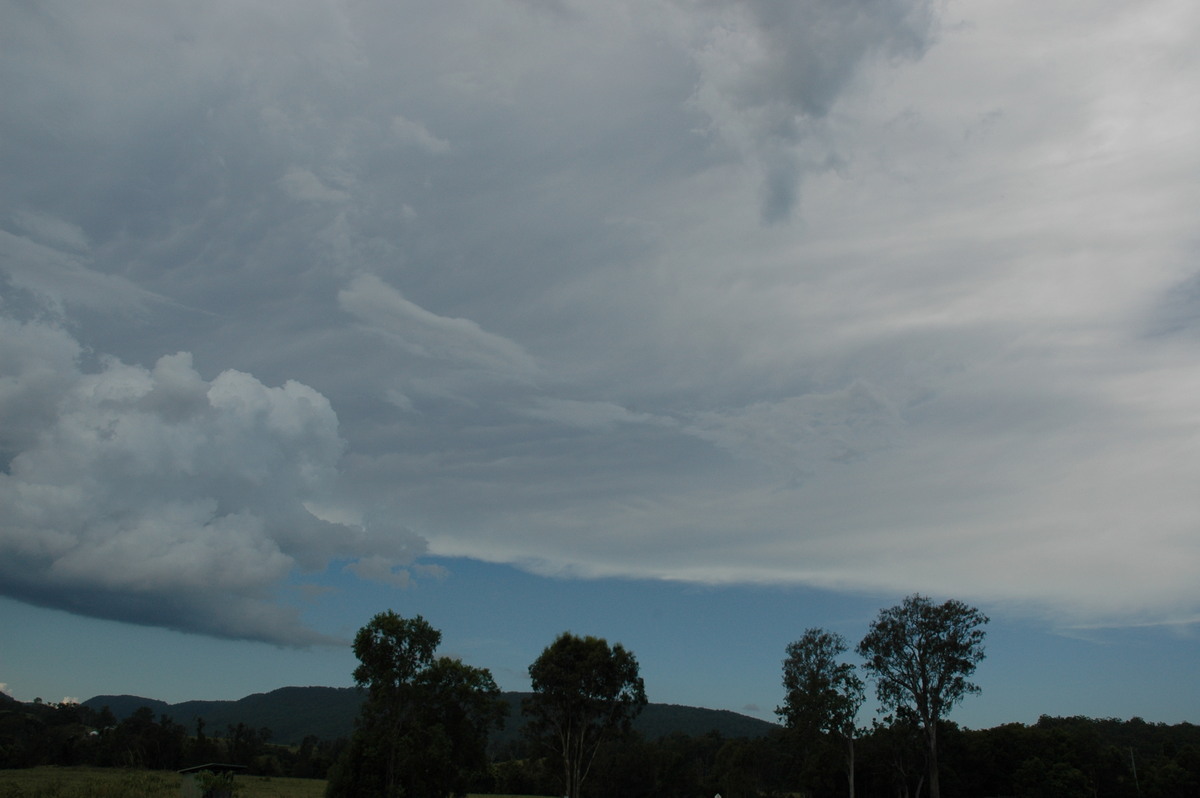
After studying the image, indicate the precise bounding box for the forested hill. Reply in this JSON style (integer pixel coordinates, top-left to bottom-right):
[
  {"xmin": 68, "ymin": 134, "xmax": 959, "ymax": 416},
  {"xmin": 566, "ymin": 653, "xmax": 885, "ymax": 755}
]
[
  {"xmin": 84, "ymin": 686, "xmax": 363, "ymax": 744},
  {"xmin": 82, "ymin": 687, "xmax": 778, "ymax": 746}
]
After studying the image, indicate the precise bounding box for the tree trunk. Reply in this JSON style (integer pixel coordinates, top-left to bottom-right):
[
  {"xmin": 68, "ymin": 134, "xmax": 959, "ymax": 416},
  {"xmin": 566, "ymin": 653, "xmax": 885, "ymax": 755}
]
[
  {"xmin": 845, "ymin": 734, "xmax": 856, "ymax": 798},
  {"xmin": 925, "ymin": 722, "xmax": 939, "ymax": 798},
  {"xmin": 561, "ymin": 725, "xmax": 575, "ymax": 798}
]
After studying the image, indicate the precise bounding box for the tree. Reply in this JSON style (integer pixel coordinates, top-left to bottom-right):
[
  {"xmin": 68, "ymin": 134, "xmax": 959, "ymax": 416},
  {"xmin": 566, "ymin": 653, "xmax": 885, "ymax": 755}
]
[
  {"xmin": 856, "ymin": 594, "xmax": 988, "ymax": 798},
  {"xmin": 327, "ymin": 611, "xmax": 505, "ymax": 798},
  {"xmin": 523, "ymin": 632, "xmax": 647, "ymax": 798},
  {"xmin": 1013, "ymin": 757, "xmax": 1091, "ymax": 798},
  {"xmin": 777, "ymin": 628, "xmax": 865, "ymax": 798}
]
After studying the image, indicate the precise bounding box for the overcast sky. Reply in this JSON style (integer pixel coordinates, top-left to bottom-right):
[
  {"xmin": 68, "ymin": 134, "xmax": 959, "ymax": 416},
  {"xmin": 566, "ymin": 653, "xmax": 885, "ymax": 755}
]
[{"xmin": 2, "ymin": 0, "xmax": 1199, "ymax": 726}]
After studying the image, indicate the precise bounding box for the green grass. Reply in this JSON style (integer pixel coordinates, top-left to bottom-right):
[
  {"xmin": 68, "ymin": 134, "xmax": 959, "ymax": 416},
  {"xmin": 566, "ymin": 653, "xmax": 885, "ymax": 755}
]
[
  {"xmin": 0, "ymin": 767, "xmax": 326, "ymax": 798},
  {"xmin": 232, "ymin": 774, "xmax": 327, "ymax": 798},
  {"xmin": 0, "ymin": 768, "xmax": 547, "ymax": 798},
  {"xmin": 0, "ymin": 767, "xmax": 176, "ymax": 798}
]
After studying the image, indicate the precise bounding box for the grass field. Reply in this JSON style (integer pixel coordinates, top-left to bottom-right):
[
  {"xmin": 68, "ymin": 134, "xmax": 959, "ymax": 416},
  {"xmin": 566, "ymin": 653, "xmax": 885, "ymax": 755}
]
[
  {"xmin": 0, "ymin": 768, "xmax": 546, "ymax": 798},
  {"xmin": 0, "ymin": 767, "xmax": 326, "ymax": 798}
]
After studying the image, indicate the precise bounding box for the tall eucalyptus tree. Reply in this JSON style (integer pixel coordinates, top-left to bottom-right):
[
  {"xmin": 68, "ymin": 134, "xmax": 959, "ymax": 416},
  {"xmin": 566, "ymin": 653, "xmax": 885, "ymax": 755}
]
[{"xmin": 857, "ymin": 595, "xmax": 988, "ymax": 798}]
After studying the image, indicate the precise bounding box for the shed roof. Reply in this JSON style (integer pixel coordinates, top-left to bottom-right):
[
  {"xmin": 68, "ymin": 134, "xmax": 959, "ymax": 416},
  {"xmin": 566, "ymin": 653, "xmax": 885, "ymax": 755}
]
[{"xmin": 178, "ymin": 763, "xmax": 248, "ymax": 775}]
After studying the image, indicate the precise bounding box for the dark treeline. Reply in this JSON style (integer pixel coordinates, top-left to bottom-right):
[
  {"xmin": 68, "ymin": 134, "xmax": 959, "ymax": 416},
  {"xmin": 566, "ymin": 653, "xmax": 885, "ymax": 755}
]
[
  {"xmin": 4, "ymin": 691, "xmax": 1198, "ymax": 797},
  {"xmin": 493, "ymin": 716, "xmax": 1200, "ymax": 798},
  {"xmin": 0, "ymin": 696, "xmax": 343, "ymax": 778}
]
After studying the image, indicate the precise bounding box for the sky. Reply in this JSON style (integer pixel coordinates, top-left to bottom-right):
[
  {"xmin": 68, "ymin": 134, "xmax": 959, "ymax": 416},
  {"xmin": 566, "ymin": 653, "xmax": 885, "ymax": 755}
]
[{"xmin": 1, "ymin": 0, "xmax": 1199, "ymax": 731}]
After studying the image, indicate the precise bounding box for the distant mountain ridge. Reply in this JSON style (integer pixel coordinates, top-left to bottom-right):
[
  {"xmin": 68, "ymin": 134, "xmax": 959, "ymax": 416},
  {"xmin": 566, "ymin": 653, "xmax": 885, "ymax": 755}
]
[{"xmin": 83, "ymin": 686, "xmax": 778, "ymax": 746}]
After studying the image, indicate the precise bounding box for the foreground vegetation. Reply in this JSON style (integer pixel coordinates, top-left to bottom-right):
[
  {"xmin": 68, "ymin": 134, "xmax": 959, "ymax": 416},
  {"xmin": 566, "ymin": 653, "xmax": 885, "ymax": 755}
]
[
  {"xmin": 0, "ymin": 768, "xmax": 555, "ymax": 798},
  {"xmin": 0, "ymin": 767, "xmax": 326, "ymax": 798},
  {"xmin": 2, "ymin": 702, "xmax": 1198, "ymax": 797}
]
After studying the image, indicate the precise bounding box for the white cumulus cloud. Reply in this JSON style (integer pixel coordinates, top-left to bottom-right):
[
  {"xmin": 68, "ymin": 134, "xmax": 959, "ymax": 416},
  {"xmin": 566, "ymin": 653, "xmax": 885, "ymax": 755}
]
[{"xmin": 0, "ymin": 320, "xmax": 424, "ymax": 644}]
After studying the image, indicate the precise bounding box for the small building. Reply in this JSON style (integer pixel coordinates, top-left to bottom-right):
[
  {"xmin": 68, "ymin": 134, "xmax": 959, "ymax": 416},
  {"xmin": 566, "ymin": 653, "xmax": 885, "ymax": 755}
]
[{"xmin": 178, "ymin": 763, "xmax": 247, "ymax": 798}]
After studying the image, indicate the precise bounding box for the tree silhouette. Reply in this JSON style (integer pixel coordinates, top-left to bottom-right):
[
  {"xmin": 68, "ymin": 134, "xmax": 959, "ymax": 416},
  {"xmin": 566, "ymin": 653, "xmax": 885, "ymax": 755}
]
[
  {"xmin": 327, "ymin": 611, "xmax": 505, "ymax": 798},
  {"xmin": 523, "ymin": 632, "xmax": 647, "ymax": 798},
  {"xmin": 778, "ymin": 628, "xmax": 865, "ymax": 797},
  {"xmin": 857, "ymin": 595, "xmax": 987, "ymax": 798}
]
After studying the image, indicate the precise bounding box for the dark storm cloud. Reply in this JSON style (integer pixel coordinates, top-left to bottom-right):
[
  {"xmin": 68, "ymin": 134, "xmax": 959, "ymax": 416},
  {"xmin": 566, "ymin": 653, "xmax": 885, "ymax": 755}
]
[{"xmin": 686, "ymin": 0, "xmax": 939, "ymax": 220}]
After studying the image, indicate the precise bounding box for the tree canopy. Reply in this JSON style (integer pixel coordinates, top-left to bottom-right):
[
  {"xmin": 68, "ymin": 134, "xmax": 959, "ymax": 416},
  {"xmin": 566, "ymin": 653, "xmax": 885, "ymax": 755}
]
[
  {"xmin": 778, "ymin": 628, "xmax": 865, "ymax": 797},
  {"xmin": 327, "ymin": 610, "xmax": 505, "ymax": 798},
  {"xmin": 523, "ymin": 632, "xmax": 647, "ymax": 798},
  {"xmin": 857, "ymin": 594, "xmax": 988, "ymax": 798},
  {"xmin": 779, "ymin": 628, "xmax": 864, "ymax": 739}
]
